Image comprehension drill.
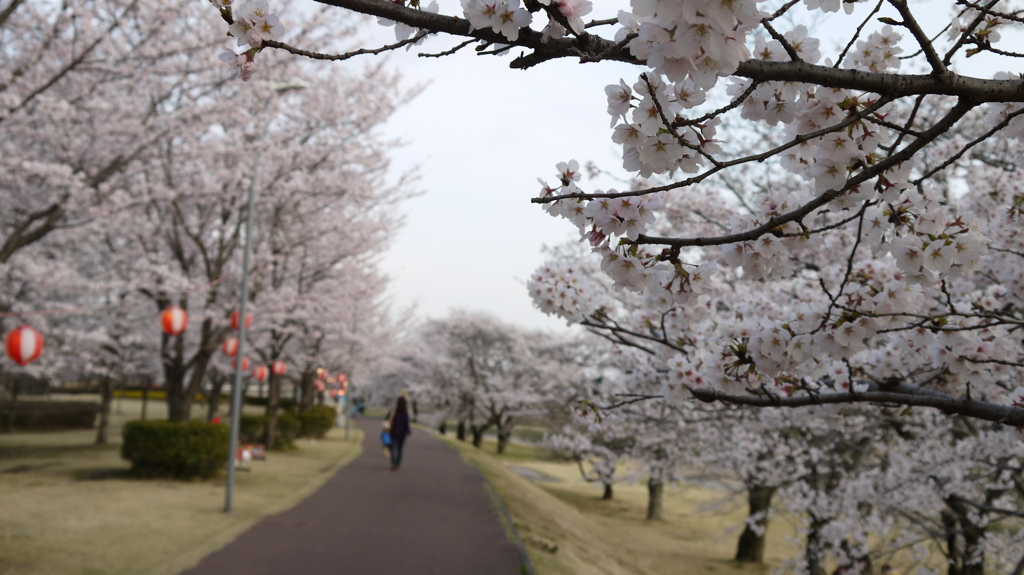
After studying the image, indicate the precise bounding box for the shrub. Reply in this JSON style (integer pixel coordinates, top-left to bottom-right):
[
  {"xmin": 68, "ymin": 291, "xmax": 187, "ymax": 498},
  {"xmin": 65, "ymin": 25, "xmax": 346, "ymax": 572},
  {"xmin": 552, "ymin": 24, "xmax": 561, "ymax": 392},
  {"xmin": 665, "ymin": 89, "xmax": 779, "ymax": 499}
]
[
  {"xmin": 121, "ymin": 420, "xmax": 229, "ymax": 479},
  {"xmin": 274, "ymin": 413, "xmax": 300, "ymax": 450},
  {"xmin": 0, "ymin": 401, "xmax": 99, "ymax": 432},
  {"xmin": 238, "ymin": 415, "xmax": 266, "ymax": 445},
  {"xmin": 297, "ymin": 406, "xmax": 336, "ymax": 439},
  {"xmin": 237, "ymin": 413, "xmax": 300, "ymax": 450}
]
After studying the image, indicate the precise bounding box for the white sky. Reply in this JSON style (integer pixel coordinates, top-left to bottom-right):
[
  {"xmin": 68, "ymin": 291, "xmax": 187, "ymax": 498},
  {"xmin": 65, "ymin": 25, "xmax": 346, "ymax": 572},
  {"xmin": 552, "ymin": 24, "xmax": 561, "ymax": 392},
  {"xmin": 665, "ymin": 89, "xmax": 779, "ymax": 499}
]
[
  {"xmin": 354, "ymin": 0, "xmax": 1018, "ymax": 332},
  {"xmin": 367, "ymin": 4, "xmax": 634, "ymax": 332}
]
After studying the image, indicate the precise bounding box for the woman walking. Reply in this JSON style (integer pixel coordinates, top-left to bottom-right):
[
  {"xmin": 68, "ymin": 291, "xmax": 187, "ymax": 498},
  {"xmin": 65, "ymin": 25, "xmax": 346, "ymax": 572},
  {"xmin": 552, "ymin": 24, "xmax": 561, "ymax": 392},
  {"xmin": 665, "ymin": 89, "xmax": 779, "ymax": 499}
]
[{"xmin": 386, "ymin": 397, "xmax": 411, "ymax": 471}]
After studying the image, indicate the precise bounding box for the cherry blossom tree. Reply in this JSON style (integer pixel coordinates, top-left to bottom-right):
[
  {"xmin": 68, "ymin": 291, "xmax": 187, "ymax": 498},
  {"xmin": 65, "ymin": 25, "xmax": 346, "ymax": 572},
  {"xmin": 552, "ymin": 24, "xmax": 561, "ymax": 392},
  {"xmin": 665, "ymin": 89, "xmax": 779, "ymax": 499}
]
[
  {"xmin": 406, "ymin": 312, "xmax": 583, "ymax": 452},
  {"xmin": 202, "ymin": 0, "xmax": 1024, "ymax": 425}
]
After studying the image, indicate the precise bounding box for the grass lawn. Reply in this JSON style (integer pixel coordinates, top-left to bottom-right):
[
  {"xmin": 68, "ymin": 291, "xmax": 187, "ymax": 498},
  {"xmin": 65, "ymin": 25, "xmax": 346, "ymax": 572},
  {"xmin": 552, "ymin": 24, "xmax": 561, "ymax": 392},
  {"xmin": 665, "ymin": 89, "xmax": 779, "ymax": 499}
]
[
  {"xmin": 440, "ymin": 433, "xmax": 801, "ymax": 575},
  {"xmin": 0, "ymin": 397, "xmax": 361, "ymax": 575}
]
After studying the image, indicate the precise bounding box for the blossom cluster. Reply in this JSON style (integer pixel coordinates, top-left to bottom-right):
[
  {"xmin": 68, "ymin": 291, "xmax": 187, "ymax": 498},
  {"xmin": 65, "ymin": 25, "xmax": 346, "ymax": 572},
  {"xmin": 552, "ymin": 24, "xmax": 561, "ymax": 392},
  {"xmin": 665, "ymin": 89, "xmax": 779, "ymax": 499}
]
[
  {"xmin": 461, "ymin": 0, "xmax": 532, "ymax": 41},
  {"xmin": 624, "ymin": 0, "xmax": 758, "ymax": 89},
  {"xmin": 225, "ymin": 0, "xmax": 284, "ymax": 48},
  {"xmin": 211, "ymin": 0, "xmax": 284, "ymax": 81},
  {"xmin": 526, "ymin": 258, "xmax": 607, "ymax": 323},
  {"xmin": 378, "ymin": 1, "xmax": 440, "ymax": 42}
]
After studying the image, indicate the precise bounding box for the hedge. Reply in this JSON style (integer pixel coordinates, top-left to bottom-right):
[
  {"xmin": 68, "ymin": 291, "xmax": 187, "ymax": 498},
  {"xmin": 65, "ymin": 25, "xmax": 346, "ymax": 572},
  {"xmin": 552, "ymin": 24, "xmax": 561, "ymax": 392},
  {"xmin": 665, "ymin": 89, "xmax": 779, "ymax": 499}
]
[
  {"xmin": 121, "ymin": 420, "xmax": 230, "ymax": 479},
  {"xmin": 238, "ymin": 413, "xmax": 300, "ymax": 450},
  {"xmin": 297, "ymin": 406, "xmax": 336, "ymax": 439},
  {"xmin": 244, "ymin": 397, "xmax": 297, "ymax": 410},
  {"xmin": 0, "ymin": 401, "xmax": 99, "ymax": 432}
]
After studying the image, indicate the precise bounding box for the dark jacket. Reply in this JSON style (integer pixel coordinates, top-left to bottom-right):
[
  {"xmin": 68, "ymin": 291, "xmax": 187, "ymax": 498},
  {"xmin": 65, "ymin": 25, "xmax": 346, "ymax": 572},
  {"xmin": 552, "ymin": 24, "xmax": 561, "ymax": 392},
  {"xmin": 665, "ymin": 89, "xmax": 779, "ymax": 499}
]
[{"xmin": 389, "ymin": 411, "xmax": 410, "ymax": 440}]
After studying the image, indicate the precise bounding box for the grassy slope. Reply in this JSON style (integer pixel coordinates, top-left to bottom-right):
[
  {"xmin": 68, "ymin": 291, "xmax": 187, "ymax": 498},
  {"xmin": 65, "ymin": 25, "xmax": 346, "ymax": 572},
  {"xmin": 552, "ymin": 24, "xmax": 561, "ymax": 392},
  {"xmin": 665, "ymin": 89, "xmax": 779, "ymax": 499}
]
[
  {"xmin": 441, "ymin": 434, "xmax": 801, "ymax": 575},
  {"xmin": 0, "ymin": 397, "xmax": 361, "ymax": 575}
]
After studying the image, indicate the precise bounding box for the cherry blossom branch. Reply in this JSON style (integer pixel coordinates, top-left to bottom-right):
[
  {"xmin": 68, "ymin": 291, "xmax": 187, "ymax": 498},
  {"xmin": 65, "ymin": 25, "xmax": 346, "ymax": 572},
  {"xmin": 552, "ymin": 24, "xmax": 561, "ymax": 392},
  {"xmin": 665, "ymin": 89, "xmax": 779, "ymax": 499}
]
[
  {"xmin": 633, "ymin": 99, "xmax": 975, "ymax": 249},
  {"xmin": 764, "ymin": 0, "xmax": 803, "ymax": 22},
  {"xmin": 956, "ymin": 0, "xmax": 1024, "ymax": 24},
  {"xmin": 313, "ymin": 0, "xmax": 1024, "ymax": 102},
  {"xmin": 535, "ymin": 95, "xmax": 895, "ymax": 205},
  {"xmin": 2, "ymin": 0, "xmax": 142, "ymax": 122},
  {"xmin": 887, "ymin": 0, "xmax": 946, "ymax": 74},
  {"xmin": 835, "ymin": 0, "xmax": 884, "ymax": 68},
  {"xmin": 262, "ymin": 33, "xmax": 427, "ymax": 61},
  {"xmin": 673, "ymin": 81, "xmax": 759, "ymax": 128},
  {"xmin": 942, "ymin": 0, "xmax": 1001, "ymax": 66},
  {"xmin": 419, "ymin": 39, "xmax": 476, "ymax": 58},
  {"xmin": 0, "ymin": 0, "xmax": 25, "ymax": 28},
  {"xmin": 913, "ymin": 105, "xmax": 1024, "ymax": 184},
  {"xmin": 690, "ymin": 386, "xmax": 1024, "ymax": 427}
]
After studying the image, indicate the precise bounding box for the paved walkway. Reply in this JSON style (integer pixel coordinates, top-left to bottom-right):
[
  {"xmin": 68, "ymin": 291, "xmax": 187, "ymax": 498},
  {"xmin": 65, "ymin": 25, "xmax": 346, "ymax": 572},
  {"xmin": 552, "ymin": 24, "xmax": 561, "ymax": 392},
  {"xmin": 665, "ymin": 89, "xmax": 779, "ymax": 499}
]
[{"xmin": 181, "ymin": 418, "xmax": 522, "ymax": 575}]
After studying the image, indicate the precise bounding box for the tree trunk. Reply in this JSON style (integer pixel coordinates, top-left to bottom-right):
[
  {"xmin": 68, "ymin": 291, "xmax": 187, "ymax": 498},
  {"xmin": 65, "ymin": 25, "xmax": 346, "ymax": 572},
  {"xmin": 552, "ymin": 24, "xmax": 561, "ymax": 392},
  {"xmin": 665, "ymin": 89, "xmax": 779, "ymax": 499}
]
[
  {"xmin": 162, "ymin": 315, "xmax": 218, "ymax": 422},
  {"xmin": 805, "ymin": 517, "xmax": 828, "ymax": 575},
  {"xmin": 95, "ymin": 376, "xmax": 114, "ymax": 445},
  {"xmin": 471, "ymin": 424, "xmax": 487, "ymax": 448},
  {"xmin": 3, "ymin": 376, "xmax": 20, "ymax": 432},
  {"xmin": 456, "ymin": 420, "xmax": 466, "ymax": 441},
  {"xmin": 602, "ymin": 482, "xmax": 613, "ymax": 500},
  {"xmin": 298, "ymin": 370, "xmax": 316, "ymax": 413},
  {"xmin": 735, "ymin": 485, "xmax": 777, "ymax": 563},
  {"xmin": 944, "ymin": 501, "xmax": 987, "ymax": 575},
  {"xmin": 264, "ymin": 373, "xmax": 281, "ymax": 449},
  {"xmin": 438, "ymin": 420, "xmax": 447, "ymax": 435},
  {"xmin": 141, "ymin": 383, "xmax": 149, "ymax": 421},
  {"xmin": 647, "ymin": 478, "xmax": 664, "ymax": 520},
  {"xmin": 206, "ymin": 373, "xmax": 227, "ymax": 422},
  {"xmin": 496, "ymin": 430, "xmax": 511, "ymax": 454}
]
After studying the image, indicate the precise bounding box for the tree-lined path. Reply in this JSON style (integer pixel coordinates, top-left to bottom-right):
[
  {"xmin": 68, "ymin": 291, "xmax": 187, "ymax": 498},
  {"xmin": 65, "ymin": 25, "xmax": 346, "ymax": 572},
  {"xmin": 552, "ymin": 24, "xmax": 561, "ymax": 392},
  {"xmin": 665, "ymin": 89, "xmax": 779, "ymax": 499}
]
[{"xmin": 181, "ymin": 418, "xmax": 521, "ymax": 575}]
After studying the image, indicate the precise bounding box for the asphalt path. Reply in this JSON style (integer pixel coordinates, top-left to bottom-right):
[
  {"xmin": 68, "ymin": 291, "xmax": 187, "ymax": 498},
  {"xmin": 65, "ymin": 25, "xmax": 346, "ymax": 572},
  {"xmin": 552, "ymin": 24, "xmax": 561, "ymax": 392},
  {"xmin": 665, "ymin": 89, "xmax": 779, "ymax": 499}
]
[{"xmin": 181, "ymin": 417, "xmax": 522, "ymax": 575}]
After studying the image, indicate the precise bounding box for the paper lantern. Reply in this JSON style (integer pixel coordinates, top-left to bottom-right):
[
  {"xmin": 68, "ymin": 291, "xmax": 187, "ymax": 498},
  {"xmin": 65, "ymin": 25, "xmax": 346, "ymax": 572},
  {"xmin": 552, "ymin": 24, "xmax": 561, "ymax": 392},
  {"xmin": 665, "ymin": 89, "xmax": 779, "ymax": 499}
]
[
  {"xmin": 232, "ymin": 356, "xmax": 250, "ymax": 371},
  {"xmin": 270, "ymin": 360, "xmax": 286, "ymax": 376},
  {"xmin": 252, "ymin": 365, "xmax": 268, "ymax": 382},
  {"xmin": 230, "ymin": 310, "xmax": 252, "ymax": 330},
  {"xmin": 5, "ymin": 325, "xmax": 43, "ymax": 366},
  {"xmin": 222, "ymin": 336, "xmax": 239, "ymax": 357},
  {"xmin": 315, "ymin": 380, "xmax": 325, "ymax": 392},
  {"xmin": 160, "ymin": 307, "xmax": 188, "ymax": 336}
]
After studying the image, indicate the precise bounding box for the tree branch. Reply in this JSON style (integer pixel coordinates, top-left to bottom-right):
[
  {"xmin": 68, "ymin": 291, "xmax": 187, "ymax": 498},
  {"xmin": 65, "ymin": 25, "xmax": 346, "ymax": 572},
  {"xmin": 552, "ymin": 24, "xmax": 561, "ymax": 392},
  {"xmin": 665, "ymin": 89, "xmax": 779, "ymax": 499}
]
[{"xmin": 690, "ymin": 386, "xmax": 1024, "ymax": 427}]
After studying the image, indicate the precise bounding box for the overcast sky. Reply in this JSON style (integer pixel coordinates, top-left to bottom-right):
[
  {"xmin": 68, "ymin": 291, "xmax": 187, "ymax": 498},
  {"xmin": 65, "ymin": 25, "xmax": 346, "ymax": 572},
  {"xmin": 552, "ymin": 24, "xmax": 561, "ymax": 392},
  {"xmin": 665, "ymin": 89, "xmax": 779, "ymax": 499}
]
[{"xmin": 357, "ymin": 0, "xmax": 1018, "ymax": 333}]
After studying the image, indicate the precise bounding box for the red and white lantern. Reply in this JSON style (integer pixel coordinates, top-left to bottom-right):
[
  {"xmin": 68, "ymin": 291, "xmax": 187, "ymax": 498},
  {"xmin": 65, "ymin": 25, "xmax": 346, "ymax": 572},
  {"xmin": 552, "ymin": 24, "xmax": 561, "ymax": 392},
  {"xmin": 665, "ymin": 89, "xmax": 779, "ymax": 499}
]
[
  {"xmin": 222, "ymin": 336, "xmax": 239, "ymax": 357},
  {"xmin": 5, "ymin": 325, "xmax": 43, "ymax": 366},
  {"xmin": 271, "ymin": 361, "xmax": 286, "ymax": 376},
  {"xmin": 315, "ymin": 380, "xmax": 325, "ymax": 392},
  {"xmin": 160, "ymin": 306, "xmax": 188, "ymax": 336},
  {"xmin": 230, "ymin": 311, "xmax": 252, "ymax": 330},
  {"xmin": 232, "ymin": 356, "xmax": 250, "ymax": 371},
  {"xmin": 252, "ymin": 365, "xmax": 268, "ymax": 382}
]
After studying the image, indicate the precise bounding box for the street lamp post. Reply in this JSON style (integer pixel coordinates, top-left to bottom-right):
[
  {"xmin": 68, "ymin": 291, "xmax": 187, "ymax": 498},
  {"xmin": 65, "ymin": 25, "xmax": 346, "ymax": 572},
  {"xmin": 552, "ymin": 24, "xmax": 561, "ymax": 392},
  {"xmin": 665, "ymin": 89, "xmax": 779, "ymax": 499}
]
[{"xmin": 224, "ymin": 78, "xmax": 304, "ymax": 514}]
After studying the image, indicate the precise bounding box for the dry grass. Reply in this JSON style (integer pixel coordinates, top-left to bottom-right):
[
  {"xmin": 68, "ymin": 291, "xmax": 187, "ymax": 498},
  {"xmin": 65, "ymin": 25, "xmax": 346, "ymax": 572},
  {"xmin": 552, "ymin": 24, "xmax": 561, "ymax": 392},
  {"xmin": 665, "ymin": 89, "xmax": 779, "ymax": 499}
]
[
  {"xmin": 441, "ymin": 434, "xmax": 801, "ymax": 575},
  {"xmin": 0, "ymin": 397, "xmax": 362, "ymax": 575}
]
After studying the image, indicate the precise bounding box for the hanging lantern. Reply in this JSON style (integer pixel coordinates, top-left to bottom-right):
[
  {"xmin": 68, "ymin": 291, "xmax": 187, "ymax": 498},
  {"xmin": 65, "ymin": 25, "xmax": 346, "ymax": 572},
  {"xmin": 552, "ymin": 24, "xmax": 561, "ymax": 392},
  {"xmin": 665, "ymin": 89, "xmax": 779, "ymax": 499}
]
[
  {"xmin": 230, "ymin": 311, "xmax": 252, "ymax": 330},
  {"xmin": 232, "ymin": 356, "xmax": 250, "ymax": 371},
  {"xmin": 160, "ymin": 306, "xmax": 188, "ymax": 336},
  {"xmin": 337, "ymin": 373, "xmax": 348, "ymax": 385},
  {"xmin": 5, "ymin": 325, "xmax": 43, "ymax": 366},
  {"xmin": 222, "ymin": 336, "xmax": 239, "ymax": 357},
  {"xmin": 270, "ymin": 360, "xmax": 286, "ymax": 376},
  {"xmin": 315, "ymin": 380, "xmax": 325, "ymax": 392},
  {"xmin": 252, "ymin": 365, "xmax": 268, "ymax": 382}
]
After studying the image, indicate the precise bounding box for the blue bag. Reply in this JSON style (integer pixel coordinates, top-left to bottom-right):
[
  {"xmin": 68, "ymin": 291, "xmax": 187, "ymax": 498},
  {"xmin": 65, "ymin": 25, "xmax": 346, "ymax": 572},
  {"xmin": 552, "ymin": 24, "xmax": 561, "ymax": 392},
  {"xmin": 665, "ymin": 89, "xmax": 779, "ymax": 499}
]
[{"xmin": 381, "ymin": 430, "xmax": 392, "ymax": 446}]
